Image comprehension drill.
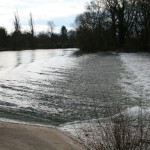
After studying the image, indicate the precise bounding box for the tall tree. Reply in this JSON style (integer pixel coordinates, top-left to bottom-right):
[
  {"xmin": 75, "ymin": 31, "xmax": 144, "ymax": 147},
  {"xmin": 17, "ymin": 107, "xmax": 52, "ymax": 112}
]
[
  {"xmin": 104, "ymin": 0, "xmax": 118, "ymax": 45},
  {"xmin": 14, "ymin": 11, "xmax": 21, "ymax": 32},
  {"xmin": 29, "ymin": 13, "xmax": 35, "ymax": 49},
  {"xmin": 138, "ymin": 0, "xmax": 150, "ymax": 49},
  {"xmin": 29, "ymin": 13, "xmax": 35, "ymax": 37},
  {"xmin": 116, "ymin": 0, "xmax": 127, "ymax": 46},
  {"xmin": 48, "ymin": 21, "xmax": 55, "ymax": 36}
]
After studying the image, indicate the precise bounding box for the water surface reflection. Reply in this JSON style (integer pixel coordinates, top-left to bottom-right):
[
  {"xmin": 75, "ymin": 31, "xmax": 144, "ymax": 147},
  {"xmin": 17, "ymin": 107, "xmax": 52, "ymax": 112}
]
[{"xmin": 0, "ymin": 49, "xmax": 149, "ymax": 126}]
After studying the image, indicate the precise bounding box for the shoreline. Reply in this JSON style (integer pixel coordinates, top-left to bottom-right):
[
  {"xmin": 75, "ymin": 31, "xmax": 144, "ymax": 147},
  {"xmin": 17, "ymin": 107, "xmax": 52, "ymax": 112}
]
[
  {"xmin": 0, "ymin": 117, "xmax": 56, "ymax": 128},
  {"xmin": 0, "ymin": 119, "xmax": 87, "ymax": 150},
  {"xmin": 0, "ymin": 48, "xmax": 78, "ymax": 52},
  {"xmin": 0, "ymin": 47, "xmax": 150, "ymax": 53}
]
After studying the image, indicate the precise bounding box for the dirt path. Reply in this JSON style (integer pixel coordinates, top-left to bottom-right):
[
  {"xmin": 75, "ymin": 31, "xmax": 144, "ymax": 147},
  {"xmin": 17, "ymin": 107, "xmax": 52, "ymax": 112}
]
[{"xmin": 0, "ymin": 121, "xmax": 87, "ymax": 150}]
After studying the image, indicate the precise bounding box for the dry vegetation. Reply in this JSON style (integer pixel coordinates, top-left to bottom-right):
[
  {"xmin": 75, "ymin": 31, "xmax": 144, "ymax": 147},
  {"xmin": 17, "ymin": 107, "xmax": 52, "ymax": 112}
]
[{"xmin": 76, "ymin": 106, "xmax": 150, "ymax": 150}]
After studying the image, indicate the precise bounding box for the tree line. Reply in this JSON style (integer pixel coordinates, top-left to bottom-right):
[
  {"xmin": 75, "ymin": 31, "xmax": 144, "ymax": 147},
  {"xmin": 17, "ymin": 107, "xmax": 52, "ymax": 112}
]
[
  {"xmin": 75, "ymin": 0, "xmax": 150, "ymax": 52},
  {"xmin": 0, "ymin": 12, "xmax": 76, "ymax": 50},
  {"xmin": 1, "ymin": 0, "xmax": 150, "ymax": 52}
]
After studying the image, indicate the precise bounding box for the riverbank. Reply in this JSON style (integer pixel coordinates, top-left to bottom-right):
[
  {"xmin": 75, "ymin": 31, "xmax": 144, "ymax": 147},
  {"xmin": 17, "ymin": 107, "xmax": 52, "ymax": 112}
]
[{"xmin": 0, "ymin": 121, "xmax": 87, "ymax": 150}]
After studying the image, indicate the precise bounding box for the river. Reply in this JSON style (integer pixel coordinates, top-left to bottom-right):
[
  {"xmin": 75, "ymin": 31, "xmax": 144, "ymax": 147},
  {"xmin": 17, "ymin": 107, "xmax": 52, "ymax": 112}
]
[{"xmin": 0, "ymin": 49, "xmax": 149, "ymax": 126}]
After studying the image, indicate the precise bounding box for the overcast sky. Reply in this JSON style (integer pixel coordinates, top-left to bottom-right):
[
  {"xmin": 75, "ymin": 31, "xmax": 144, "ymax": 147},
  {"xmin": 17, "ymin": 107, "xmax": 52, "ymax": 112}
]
[{"xmin": 0, "ymin": 0, "xmax": 90, "ymax": 34}]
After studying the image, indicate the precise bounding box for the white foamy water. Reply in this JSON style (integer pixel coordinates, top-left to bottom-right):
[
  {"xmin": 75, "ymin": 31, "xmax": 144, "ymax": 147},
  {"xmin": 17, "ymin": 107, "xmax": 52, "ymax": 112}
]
[{"xmin": 120, "ymin": 53, "xmax": 150, "ymax": 105}]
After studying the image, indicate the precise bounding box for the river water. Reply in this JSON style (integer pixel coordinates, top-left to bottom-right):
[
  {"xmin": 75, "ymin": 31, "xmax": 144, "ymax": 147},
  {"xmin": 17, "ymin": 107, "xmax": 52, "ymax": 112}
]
[{"xmin": 0, "ymin": 49, "xmax": 149, "ymax": 126}]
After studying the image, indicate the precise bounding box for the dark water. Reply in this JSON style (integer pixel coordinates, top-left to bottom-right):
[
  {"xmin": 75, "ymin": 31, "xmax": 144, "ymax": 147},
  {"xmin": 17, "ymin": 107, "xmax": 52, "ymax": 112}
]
[{"xmin": 0, "ymin": 49, "xmax": 149, "ymax": 126}]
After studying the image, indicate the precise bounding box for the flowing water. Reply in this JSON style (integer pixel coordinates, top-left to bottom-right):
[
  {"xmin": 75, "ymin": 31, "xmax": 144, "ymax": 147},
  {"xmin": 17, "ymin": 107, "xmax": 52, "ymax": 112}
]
[{"xmin": 0, "ymin": 49, "xmax": 149, "ymax": 126}]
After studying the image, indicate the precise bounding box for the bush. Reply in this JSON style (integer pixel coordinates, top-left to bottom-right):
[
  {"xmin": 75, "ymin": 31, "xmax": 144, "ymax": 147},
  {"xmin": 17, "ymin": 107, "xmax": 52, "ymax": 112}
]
[{"xmin": 75, "ymin": 106, "xmax": 150, "ymax": 150}]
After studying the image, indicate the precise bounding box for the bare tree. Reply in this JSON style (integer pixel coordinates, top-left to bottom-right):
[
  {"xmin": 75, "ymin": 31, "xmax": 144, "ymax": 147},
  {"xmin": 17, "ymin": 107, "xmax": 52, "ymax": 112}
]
[
  {"xmin": 86, "ymin": 0, "xmax": 104, "ymax": 31},
  {"xmin": 47, "ymin": 21, "xmax": 55, "ymax": 36},
  {"xmin": 137, "ymin": 0, "xmax": 150, "ymax": 49},
  {"xmin": 14, "ymin": 11, "xmax": 21, "ymax": 32},
  {"xmin": 29, "ymin": 13, "xmax": 35, "ymax": 37},
  {"xmin": 103, "ymin": 0, "xmax": 137, "ymax": 45},
  {"xmin": 103, "ymin": 0, "xmax": 118, "ymax": 44}
]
